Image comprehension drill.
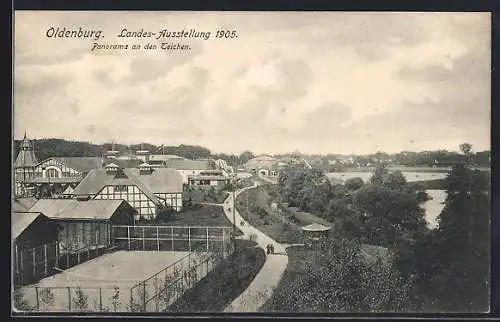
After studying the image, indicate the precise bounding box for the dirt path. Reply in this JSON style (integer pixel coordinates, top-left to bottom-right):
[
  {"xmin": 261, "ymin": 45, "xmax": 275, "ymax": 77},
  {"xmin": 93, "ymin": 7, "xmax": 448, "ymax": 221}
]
[{"xmin": 222, "ymin": 184, "xmax": 288, "ymax": 312}]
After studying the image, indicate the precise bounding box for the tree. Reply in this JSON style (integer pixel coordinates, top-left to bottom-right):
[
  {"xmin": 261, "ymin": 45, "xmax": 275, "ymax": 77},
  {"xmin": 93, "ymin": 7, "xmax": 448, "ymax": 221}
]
[
  {"xmin": 383, "ymin": 170, "xmax": 407, "ymax": 190},
  {"xmin": 370, "ymin": 165, "xmax": 389, "ymax": 185},
  {"xmin": 344, "ymin": 177, "xmax": 364, "ymax": 191},
  {"xmin": 398, "ymin": 163, "xmax": 490, "ymax": 312},
  {"xmin": 459, "ymin": 143, "xmax": 473, "ymax": 164},
  {"xmin": 239, "ymin": 151, "xmax": 255, "ymax": 165},
  {"xmin": 353, "ymin": 184, "xmax": 427, "ymax": 248}
]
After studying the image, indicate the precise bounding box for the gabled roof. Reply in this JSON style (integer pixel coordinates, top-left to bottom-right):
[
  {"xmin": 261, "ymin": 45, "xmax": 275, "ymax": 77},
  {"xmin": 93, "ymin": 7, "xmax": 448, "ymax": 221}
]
[
  {"xmin": 126, "ymin": 168, "xmax": 183, "ymax": 193},
  {"xmin": 12, "ymin": 212, "xmax": 48, "ymax": 239},
  {"xmin": 38, "ymin": 157, "xmax": 104, "ymax": 172},
  {"xmin": 12, "ymin": 197, "xmax": 38, "ymax": 212},
  {"xmin": 72, "ymin": 168, "xmax": 161, "ymax": 204},
  {"xmin": 163, "ymin": 159, "xmax": 216, "ymax": 171},
  {"xmin": 29, "ymin": 199, "xmax": 130, "ymax": 220}
]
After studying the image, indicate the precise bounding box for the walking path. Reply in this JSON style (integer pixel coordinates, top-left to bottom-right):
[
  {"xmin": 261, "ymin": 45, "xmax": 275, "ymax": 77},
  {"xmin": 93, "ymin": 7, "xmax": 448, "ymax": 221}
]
[{"xmin": 222, "ymin": 183, "xmax": 289, "ymax": 312}]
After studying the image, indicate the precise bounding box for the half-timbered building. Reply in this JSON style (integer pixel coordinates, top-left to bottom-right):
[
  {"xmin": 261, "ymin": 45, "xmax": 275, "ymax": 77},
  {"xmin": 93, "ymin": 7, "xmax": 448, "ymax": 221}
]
[{"xmin": 72, "ymin": 163, "xmax": 184, "ymax": 219}]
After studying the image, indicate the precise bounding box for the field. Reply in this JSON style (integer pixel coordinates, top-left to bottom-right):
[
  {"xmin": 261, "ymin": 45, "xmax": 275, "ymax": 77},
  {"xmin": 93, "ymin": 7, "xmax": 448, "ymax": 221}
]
[{"xmin": 16, "ymin": 251, "xmax": 190, "ymax": 312}]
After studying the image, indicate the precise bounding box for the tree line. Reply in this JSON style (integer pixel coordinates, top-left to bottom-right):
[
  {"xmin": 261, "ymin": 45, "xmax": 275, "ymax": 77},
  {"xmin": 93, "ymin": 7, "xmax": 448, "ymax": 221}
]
[
  {"xmin": 12, "ymin": 138, "xmax": 257, "ymax": 166},
  {"xmin": 275, "ymin": 143, "xmax": 490, "ymax": 312}
]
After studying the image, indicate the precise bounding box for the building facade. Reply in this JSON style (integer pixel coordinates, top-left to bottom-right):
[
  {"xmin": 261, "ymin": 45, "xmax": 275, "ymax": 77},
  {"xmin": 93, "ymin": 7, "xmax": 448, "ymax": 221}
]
[{"xmin": 13, "ymin": 133, "xmax": 38, "ymax": 197}]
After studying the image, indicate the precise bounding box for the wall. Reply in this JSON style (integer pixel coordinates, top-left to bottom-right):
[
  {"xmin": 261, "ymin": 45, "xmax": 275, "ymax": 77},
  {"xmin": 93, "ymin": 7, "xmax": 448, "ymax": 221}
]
[
  {"xmin": 94, "ymin": 185, "xmax": 157, "ymax": 218},
  {"xmin": 56, "ymin": 220, "xmax": 111, "ymax": 253}
]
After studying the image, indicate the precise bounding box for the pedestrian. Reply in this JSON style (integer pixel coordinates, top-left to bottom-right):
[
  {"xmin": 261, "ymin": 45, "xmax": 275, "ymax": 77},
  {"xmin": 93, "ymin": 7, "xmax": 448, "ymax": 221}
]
[
  {"xmin": 270, "ymin": 244, "xmax": 275, "ymax": 254},
  {"xmin": 240, "ymin": 220, "xmax": 244, "ymax": 226},
  {"xmin": 266, "ymin": 244, "xmax": 271, "ymax": 254}
]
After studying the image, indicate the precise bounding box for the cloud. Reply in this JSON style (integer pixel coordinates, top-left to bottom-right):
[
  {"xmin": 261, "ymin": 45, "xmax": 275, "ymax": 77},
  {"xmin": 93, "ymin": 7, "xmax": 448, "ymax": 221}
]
[{"xmin": 13, "ymin": 11, "xmax": 491, "ymax": 155}]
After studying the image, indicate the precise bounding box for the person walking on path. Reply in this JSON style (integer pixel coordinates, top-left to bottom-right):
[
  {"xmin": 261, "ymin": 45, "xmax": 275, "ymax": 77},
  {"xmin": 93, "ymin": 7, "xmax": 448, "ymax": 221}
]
[
  {"xmin": 270, "ymin": 244, "xmax": 275, "ymax": 254},
  {"xmin": 266, "ymin": 244, "xmax": 271, "ymax": 255}
]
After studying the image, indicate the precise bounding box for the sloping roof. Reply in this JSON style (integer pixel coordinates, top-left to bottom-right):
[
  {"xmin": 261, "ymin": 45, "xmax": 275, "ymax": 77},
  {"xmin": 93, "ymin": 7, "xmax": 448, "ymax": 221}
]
[
  {"xmin": 149, "ymin": 154, "xmax": 187, "ymax": 161},
  {"xmin": 302, "ymin": 223, "xmax": 331, "ymax": 232},
  {"xmin": 12, "ymin": 197, "xmax": 38, "ymax": 212},
  {"xmin": 29, "ymin": 199, "xmax": 128, "ymax": 220},
  {"xmin": 12, "ymin": 212, "xmax": 46, "ymax": 239},
  {"xmin": 72, "ymin": 168, "xmax": 161, "ymax": 204},
  {"xmin": 47, "ymin": 157, "xmax": 104, "ymax": 172},
  {"xmin": 110, "ymin": 158, "xmax": 142, "ymax": 169},
  {"xmin": 14, "ymin": 137, "xmax": 38, "ymax": 168},
  {"xmin": 188, "ymin": 175, "xmax": 229, "ymax": 181},
  {"xmin": 163, "ymin": 159, "xmax": 216, "ymax": 170},
  {"xmin": 126, "ymin": 168, "xmax": 183, "ymax": 193}
]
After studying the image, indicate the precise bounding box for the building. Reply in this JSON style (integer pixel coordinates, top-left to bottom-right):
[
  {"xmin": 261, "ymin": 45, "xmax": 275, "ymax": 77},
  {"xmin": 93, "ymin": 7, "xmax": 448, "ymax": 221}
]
[
  {"xmin": 72, "ymin": 163, "xmax": 184, "ymax": 219},
  {"xmin": 148, "ymin": 154, "xmax": 187, "ymax": 166},
  {"xmin": 187, "ymin": 169, "xmax": 231, "ymax": 188},
  {"xmin": 29, "ymin": 198, "xmax": 135, "ymax": 253},
  {"xmin": 162, "ymin": 159, "xmax": 221, "ymax": 183},
  {"xmin": 13, "ymin": 133, "xmax": 38, "ymax": 197},
  {"xmin": 12, "ymin": 211, "xmax": 60, "ymax": 286}
]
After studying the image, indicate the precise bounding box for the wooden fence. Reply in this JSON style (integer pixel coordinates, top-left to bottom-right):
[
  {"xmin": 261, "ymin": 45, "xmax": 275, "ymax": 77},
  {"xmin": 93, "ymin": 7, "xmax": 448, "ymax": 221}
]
[{"xmin": 13, "ymin": 241, "xmax": 59, "ymax": 287}]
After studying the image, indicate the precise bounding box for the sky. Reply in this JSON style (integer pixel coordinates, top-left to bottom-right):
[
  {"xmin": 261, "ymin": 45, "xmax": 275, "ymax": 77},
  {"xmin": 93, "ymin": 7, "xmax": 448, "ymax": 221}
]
[{"xmin": 13, "ymin": 12, "xmax": 491, "ymax": 155}]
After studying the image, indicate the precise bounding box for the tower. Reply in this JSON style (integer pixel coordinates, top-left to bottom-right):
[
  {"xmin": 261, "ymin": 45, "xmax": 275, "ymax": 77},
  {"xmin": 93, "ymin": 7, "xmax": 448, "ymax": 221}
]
[{"xmin": 14, "ymin": 132, "xmax": 38, "ymax": 196}]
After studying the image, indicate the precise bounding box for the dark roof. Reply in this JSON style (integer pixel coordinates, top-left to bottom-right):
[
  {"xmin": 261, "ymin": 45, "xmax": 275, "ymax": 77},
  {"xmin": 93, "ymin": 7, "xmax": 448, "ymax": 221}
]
[
  {"xmin": 163, "ymin": 159, "xmax": 216, "ymax": 171},
  {"xmin": 72, "ymin": 168, "xmax": 161, "ymax": 204},
  {"xmin": 12, "ymin": 212, "xmax": 47, "ymax": 239},
  {"xmin": 43, "ymin": 157, "xmax": 104, "ymax": 172},
  {"xmin": 12, "ymin": 197, "xmax": 38, "ymax": 212},
  {"xmin": 29, "ymin": 199, "xmax": 130, "ymax": 220}
]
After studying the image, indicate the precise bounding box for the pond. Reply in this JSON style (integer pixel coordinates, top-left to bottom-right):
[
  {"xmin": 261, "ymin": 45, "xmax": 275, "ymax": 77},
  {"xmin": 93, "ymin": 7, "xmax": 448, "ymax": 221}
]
[{"xmin": 325, "ymin": 171, "xmax": 447, "ymax": 183}]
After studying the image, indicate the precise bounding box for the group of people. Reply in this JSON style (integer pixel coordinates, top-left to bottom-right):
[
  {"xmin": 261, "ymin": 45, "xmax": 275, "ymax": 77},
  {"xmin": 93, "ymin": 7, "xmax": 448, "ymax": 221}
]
[{"xmin": 266, "ymin": 243, "xmax": 275, "ymax": 255}]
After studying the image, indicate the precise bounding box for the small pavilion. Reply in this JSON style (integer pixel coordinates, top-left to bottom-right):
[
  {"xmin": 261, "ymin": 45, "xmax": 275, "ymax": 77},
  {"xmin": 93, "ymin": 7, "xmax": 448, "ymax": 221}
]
[{"xmin": 302, "ymin": 222, "xmax": 331, "ymax": 247}]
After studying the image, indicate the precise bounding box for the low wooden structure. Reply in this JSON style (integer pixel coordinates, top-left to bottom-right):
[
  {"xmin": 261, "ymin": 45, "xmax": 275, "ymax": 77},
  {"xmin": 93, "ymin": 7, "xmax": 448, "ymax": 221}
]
[
  {"xmin": 302, "ymin": 222, "xmax": 331, "ymax": 247},
  {"xmin": 12, "ymin": 212, "xmax": 60, "ymax": 286}
]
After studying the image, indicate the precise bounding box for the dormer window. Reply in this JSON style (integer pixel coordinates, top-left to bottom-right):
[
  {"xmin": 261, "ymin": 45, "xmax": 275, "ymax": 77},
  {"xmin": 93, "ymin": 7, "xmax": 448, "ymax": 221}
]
[
  {"xmin": 139, "ymin": 162, "xmax": 153, "ymax": 175},
  {"xmin": 105, "ymin": 163, "xmax": 119, "ymax": 175}
]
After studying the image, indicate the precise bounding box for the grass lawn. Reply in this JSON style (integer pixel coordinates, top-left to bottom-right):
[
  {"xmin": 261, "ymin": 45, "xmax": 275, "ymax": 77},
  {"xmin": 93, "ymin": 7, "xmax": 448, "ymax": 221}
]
[
  {"xmin": 152, "ymin": 205, "xmax": 243, "ymax": 236},
  {"xmin": 168, "ymin": 240, "xmax": 265, "ymax": 312},
  {"xmin": 236, "ymin": 187, "xmax": 303, "ymax": 244}
]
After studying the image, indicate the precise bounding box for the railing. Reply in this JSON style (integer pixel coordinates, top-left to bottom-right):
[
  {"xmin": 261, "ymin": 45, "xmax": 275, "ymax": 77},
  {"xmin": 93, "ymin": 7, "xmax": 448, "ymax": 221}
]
[{"xmin": 128, "ymin": 245, "xmax": 231, "ymax": 312}]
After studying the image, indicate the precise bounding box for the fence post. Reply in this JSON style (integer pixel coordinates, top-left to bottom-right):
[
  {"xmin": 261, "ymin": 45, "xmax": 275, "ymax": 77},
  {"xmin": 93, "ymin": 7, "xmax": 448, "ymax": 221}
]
[
  {"xmin": 99, "ymin": 287, "xmax": 103, "ymax": 311},
  {"xmin": 142, "ymin": 227, "xmax": 145, "ymax": 251},
  {"xmin": 206, "ymin": 227, "xmax": 209, "ymax": 252},
  {"xmin": 67, "ymin": 287, "xmax": 72, "ymax": 311},
  {"xmin": 188, "ymin": 228, "xmax": 191, "ymax": 252},
  {"xmin": 171, "ymin": 227, "xmax": 174, "ymax": 251},
  {"xmin": 155, "ymin": 274, "xmax": 159, "ymax": 312},
  {"xmin": 129, "ymin": 289, "xmax": 133, "ymax": 312},
  {"xmin": 156, "ymin": 226, "xmax": 160, "ymax": 252},
  {"xmin": 32, "ymin": 247, "xmax": 36, "ymax": 278},
  {"xmin": 35, "ymin": 287, "xmax": 39, "ymax": 311},
  {"xmin": 15, "ymin": 245, "xmax": 19, "ymax": 278},
  {"xmin": 77, "ymin": 250, "xmax": 80, "ymax": 265},
  {"xmin": 66, "ymin": 252, "xmax": 69, "ymax": 269},
  {"xmin": 55, "ymin": 241, "xmax": 59, "ymax": 269},
  {"xmin": 222, "ymin": 228, "xmax": 226, "ymax": 257},
  {"xmin": 143, "ymin": 281, "xmax": 146, "ymax": 312},
  {"xmin": 127, "ymin": 226, "xmax": 131, "ymax": 250},
  {"xmin": 44, "ymin": 244, "xmax": 48, "ymax": 276}
]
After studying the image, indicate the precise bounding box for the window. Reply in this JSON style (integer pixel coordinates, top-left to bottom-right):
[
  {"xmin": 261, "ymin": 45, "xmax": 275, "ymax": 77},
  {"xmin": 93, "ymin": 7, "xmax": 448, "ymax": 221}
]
[
  {"xmin": 46, "ymin": 168, "xmax": 60, "ymax": 178},
  {"xmin": 114, "ymin": 185, "xmax": 127, "ymax": 193}
]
